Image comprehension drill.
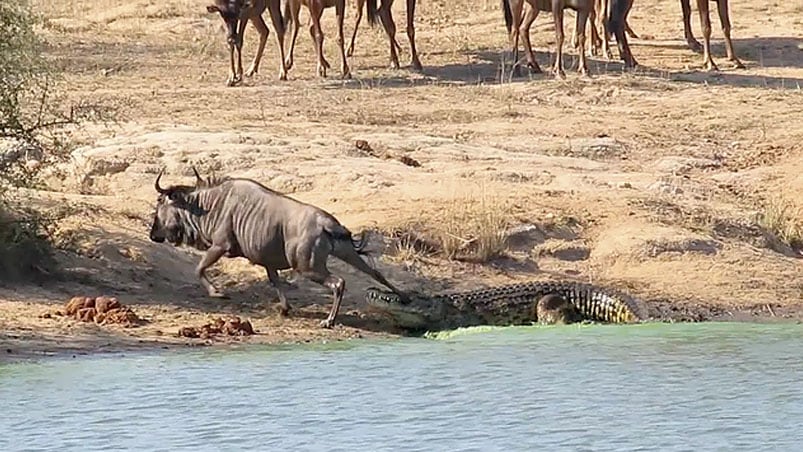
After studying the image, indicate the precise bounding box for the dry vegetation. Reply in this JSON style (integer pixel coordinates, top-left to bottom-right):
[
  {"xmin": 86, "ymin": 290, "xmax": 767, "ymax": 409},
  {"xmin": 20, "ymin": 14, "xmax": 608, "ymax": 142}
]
[{"xmin": 2, "ymin": 0, "xmax": 803, "ymax": 359}]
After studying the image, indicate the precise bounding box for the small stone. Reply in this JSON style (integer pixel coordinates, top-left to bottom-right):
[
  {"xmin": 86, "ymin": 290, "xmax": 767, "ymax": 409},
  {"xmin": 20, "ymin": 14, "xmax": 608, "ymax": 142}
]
[{"xmin": 618, "ymin": 182, "xmax": 633, "ymax": 189}]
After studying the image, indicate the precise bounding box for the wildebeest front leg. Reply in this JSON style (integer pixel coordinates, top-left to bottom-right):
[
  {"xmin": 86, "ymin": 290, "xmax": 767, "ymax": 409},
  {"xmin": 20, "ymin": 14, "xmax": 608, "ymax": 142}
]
[
  {"xmin": 266, "ymin": 268, "xmax": 292, "ymax": 316},
  {"xmin": 307, "ymin": 272, "xmax": 346, "ymax": 329},
  {"xmin": 196, "ymin": 245, "xmax": 228, "ymax": 298}
]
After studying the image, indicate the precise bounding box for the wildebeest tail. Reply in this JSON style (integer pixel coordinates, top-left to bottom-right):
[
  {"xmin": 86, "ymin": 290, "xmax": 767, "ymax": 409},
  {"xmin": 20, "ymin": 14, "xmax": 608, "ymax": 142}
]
[
  {"xmin": 367, "ymin": 0, "xmax": 379, "ymax": 26},
  {"xmin": 502, "ymin": 0, "xmax": 513, "ymax": 35}
]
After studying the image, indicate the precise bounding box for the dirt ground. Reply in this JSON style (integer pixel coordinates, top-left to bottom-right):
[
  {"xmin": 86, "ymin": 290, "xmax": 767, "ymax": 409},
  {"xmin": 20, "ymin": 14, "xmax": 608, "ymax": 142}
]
[{"xmin": 2, "ymin": 0, "xmax": 802, "ymax": 362}]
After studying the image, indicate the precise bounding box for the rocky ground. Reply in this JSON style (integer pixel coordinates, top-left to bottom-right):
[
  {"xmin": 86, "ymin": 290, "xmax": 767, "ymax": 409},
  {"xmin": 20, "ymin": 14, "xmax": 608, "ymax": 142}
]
[{"xmin": 1, "ymin": 0, "xmax": 802, "ymax": 362}]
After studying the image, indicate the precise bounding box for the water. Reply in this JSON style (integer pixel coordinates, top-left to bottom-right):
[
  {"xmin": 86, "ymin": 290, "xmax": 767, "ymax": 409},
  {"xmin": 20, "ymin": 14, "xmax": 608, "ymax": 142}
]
[{"xmin": 1, "ymin": 322, "xmax": 801, "ymax": 451}]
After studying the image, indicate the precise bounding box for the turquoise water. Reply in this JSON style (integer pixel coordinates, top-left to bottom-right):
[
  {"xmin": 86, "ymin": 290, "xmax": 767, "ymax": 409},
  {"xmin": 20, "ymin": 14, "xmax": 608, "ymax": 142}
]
[{"xmin": 1, "ymin": 322, "xmax": 801, "ymax": 451}]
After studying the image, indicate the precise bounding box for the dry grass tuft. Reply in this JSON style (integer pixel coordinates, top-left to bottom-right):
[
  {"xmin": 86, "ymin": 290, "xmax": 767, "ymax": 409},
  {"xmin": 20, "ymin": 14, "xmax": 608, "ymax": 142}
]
[
  {"xmin": 433, "ymin": 185, "xmax": 511, "ymax": 262},
  {"xmin": 758, "ymin": 197, "xmax": 803, "ymax": 250}
]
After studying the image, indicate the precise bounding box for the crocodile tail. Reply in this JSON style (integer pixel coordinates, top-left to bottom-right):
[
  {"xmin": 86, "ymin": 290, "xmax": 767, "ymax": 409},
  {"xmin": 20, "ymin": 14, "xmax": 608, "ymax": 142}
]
[{"xmin": 564, "ymin": 282, "xmax": 644, "ymax": 323}]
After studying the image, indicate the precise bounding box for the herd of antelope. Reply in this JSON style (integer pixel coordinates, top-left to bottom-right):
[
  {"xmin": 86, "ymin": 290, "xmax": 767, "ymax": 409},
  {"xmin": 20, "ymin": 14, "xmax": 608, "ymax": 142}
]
[{"xmin": 205, "ymin": 0, "xmax": 744, "ymax": 86}]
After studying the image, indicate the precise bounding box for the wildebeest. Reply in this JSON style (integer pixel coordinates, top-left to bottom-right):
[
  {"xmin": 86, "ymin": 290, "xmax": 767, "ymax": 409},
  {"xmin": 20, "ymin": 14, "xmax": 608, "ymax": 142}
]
[
  {"xmin": 680, "ymin": 0, "xmax": 744, "ymax": 70},
  {"xmin": 206, "ymin": 0, "xmax": 288, "ymax": 85},
  {"xmin": 502, "ymin": 0, "xmax": 592, "ymax": 78},
  {"xmin": 148, "ymin": 168, "xmax": 408, "ymax": 328},
  {"xmin": 282, "ymin": 0, "xmax": 351, "ymax": 78},
  {"xmin": 366, "ymin": 0, "xmax": 423, "ymax": 71}
]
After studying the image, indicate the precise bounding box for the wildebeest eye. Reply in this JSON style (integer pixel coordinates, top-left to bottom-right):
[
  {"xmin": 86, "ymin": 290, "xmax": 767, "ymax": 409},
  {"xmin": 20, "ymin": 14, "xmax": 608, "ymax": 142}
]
[{"xmin": 168, "ymin": 191, "xmax": 182, "ymax": 202}]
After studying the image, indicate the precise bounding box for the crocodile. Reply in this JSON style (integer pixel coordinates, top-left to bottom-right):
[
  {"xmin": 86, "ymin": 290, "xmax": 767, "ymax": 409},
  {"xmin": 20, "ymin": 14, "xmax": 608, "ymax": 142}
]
[{"xmin": 364, "ymin": 280, "xmax": 644, "ymax": 332}]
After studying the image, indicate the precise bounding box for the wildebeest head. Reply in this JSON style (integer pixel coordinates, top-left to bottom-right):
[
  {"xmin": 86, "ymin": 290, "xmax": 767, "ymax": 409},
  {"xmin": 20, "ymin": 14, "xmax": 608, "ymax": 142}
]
[
  {"xmin": 206, "ymin": 0, "xmax": 251, "ymax": 47},
  {"xmin": 149, "ymin": 168, "xmax": 206, "ymax": 246}
]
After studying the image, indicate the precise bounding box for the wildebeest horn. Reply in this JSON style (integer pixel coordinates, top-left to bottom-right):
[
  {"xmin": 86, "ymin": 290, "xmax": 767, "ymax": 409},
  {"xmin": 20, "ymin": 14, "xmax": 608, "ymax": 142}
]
[
  {"xmin": 192, "ymin": 166, "xmax": 203, "ymax": 185},
  {"xmin": 154, "ymin": 168, "xmax": 167, "ymax": 194}
]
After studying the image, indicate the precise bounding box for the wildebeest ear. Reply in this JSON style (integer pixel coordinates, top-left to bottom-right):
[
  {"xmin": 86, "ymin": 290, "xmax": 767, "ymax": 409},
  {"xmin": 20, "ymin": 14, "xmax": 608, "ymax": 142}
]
[{"xmin": 206, "ymin": 5, "xmax": 219, "ymax": 13}]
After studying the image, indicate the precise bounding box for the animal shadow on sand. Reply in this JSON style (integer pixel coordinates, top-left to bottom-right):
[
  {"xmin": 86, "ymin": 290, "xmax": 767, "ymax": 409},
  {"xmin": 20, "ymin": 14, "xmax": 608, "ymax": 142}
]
[{"xmin": 335, "ymin": 35, "xmax": 803, "ymax": 91}]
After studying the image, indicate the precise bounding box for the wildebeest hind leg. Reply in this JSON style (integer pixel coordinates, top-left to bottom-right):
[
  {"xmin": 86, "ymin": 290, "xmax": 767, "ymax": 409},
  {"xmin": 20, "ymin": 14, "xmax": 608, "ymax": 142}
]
[
  {"xmin": 196, "ymin": 245, "xmax": 228, "ymax": 299},
  {"xmin": 266, "ymin": 268, "xmax": 292, "ymax": 316}
]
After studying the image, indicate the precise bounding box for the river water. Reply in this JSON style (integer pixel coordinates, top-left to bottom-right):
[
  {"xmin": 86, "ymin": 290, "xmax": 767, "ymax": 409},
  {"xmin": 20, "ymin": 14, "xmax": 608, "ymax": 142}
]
[{"xmin": 1, "ymin": 322, "xmax": 801, "ymax": 451}]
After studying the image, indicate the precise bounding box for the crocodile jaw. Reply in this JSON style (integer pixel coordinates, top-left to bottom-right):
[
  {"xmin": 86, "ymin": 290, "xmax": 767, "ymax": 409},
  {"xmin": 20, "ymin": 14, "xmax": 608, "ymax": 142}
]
[{"xmin": 364, "ymin": 288, "xmax": 440, "ymax": 330}]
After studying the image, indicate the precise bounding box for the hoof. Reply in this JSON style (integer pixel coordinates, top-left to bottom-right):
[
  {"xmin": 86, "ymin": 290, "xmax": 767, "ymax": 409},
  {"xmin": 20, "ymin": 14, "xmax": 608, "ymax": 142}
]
[
  {"xmin": 731, "ymin": 60, "xmax": 746, "ymax": 70},
  {"xmin": 411, "ymin": 60, "xmax": 423, "ymax": 72},
  {"xmin": 687, "ymin": 39, "xmax": 703, "ymax": 53},
  {"xmin": 208, "ymin": 291, "xmax": 229, "ymax": 299},
  {"xmin": 342, "ymin": 71, "xmax": 352, "ymax": 80},
  {"xmin": 319, "ymin": 318, "xmax": 334, "ymax": 329},
  {"xmin": 245, "ymin": 66, "xmax": 257, "ymax": 77}
]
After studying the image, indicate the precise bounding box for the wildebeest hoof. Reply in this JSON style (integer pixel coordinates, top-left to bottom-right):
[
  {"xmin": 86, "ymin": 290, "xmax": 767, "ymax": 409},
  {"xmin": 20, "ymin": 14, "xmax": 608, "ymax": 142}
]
[
  {"xmin": 208, "ymin": 291, "xmax": 229, "ymax": 299},
  {"xmin": 284, "ymin": 58, "xmax": 294, "ymax": 71},
  {"xmin": 731, "ymin": 60, "xmax": 746, "ymax": 70},
  {"xmin": 411, "ymin": 60, "xmax": 423, "ymax": 72},
  {"xmin": 341, "ymin": 71, "xmax": 352, "ymax": 80},
  {"xmin": 245, "ymin": 66, "xmax": 258, "ymax": 77},
  {"xmin": 554, "ymin": 70, "xmax": 567, "ymax": 80},
  {"xmin": 319, "ymin": 318, "xmax": 334, "ymax": 328}
]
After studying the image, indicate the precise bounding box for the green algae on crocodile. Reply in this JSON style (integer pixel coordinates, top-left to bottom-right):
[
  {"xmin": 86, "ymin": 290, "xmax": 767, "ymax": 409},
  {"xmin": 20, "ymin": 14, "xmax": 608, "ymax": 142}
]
[{"xmin": 364, "ymin": 281, "xmax": 644, "ymax": 332}]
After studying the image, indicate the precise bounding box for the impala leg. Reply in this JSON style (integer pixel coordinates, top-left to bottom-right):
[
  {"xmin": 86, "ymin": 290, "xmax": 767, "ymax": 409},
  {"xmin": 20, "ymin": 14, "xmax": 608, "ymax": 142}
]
[
  {"xmin": 717, "ymin": 0, "xmax": 744, "ymax": 69},
  {"xmin": 245, "ymin": 15, "xmax": 270, "ymax": 77},
  {"xmin": 378, "ymin": 0, "xmax": 400, "ymax": 69},
  {"xmin": 575, "ymin": 7, "xmax": 590, "ymax": 76},
  {"xmin": 520, "ymin": 4, "xmax": 542, "ymax": 73},
  {"xmin": 347, "ymin": 0, "xmax": 364, "ymax": 56},
  {"xmin": 697, "ymin": 0, "xmax": 717, "ymax": 71},
  {"xmin": 266, "ymin": 0, "xmax": 289, "ymax": 80},
  {"xmin": 681, "ymin": 0, "xmax": 703, "ymax": 52},
  {"xmin": 285, "ymin": 0, "xmax": 302, "ymax": 72},
  {"xmin": 406, "ymin": 0, "xmax": 422, "ymax": 70},
  {"xmin": 551, "ymin": 0, "xmax": 566, "ymax": 79},
  {"xmin": 336, "ymin": 0, "xmax": 351, "ymax": 78},
  {"xmin": 507, "ymin": 0, "xmax": 525, "ymax": 77}
]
